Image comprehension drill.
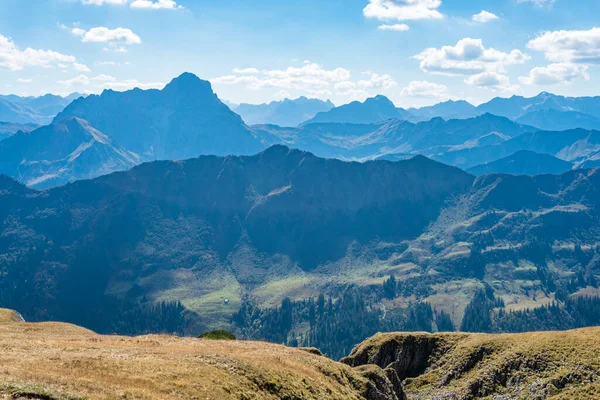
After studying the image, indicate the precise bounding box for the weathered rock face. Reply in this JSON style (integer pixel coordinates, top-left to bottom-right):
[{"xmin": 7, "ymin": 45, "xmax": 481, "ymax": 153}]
[{"xmin": 342, "ymin": 330, "xmax": 600, "ymax": 400}]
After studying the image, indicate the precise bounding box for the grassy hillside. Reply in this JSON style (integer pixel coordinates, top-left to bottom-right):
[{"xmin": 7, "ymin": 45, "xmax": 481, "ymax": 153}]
[
  {"xmin": 2, "ymin": 312, "xmax": 600, "ymax": 399},
  {"xmin": 0, "ymin": 313, "xmax": 396, "ymax": 400},
  {"xmin": 343, "ymin": 328, "xmax": 600, "ymax": 399}
]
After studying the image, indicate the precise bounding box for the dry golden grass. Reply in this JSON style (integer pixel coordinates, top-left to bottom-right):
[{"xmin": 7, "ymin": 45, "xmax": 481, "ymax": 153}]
[
  {"xmin": 0, "ymin": 308, "xmax": 24, "ymax": 323},
  {"xmin": 0, "ymin": 318, "xmax": 371, "ymax": 400},
  {"xmin": 346, "ymin": 328, "xmax": 600, "ymax": 399}
]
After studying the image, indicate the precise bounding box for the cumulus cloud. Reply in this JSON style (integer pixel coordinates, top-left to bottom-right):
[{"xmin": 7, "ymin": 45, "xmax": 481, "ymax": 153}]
[
  {"xmin": 213, "ymin": 63, "xmax": 396, "ymax": 101},
  {"xmin": 81, "ymin": 0, "xmax": 182, "ymax": 9},
  {"xmin": 400, "ymin": 80, "xmax": 453, "ymax": 99},
  {"xmin": 232, "ymin": 68, "xmax": 260, "ymax": 75},
  {"xmin": 527, "ymin": 27, "xmax": 600, "ymax": 64},
  {"xmin": 58, "ymin": 73, "xmax": 164, "ymax": 92},
  {"xmin": 414, "ymin": 38, "xmax": 527, "ymax": 91},
  {"xmin": 71, "ymin": 27, "xmax": 142, "ymax": 45},
  {"xmin": 472, "ymin": 11, "xmax": 499, "ymax": 23},
  {"xmin": 73, "ymin": 62, "xmax": 91, "ymax": 72},
  {"xmin": 519, "ymin": 63, "xmax": 589, "ymax": 85},
  {"xmin": 415, "ymin": 38, "xmax": 529, "ymax": 76},
  {"xmin": 378, "ymin": 24, "xmax": 410, "ymax": 31},
  {"xmin": 0, "ymin": 34, "xmax": 76, "ymax": 71},
  {"xmin": 16, "ymin": 78, "xmax": 32, "ymax": 83},
  {"xmin": 363, "ymin": 0, "xmax": 443, "ymax": 21}
]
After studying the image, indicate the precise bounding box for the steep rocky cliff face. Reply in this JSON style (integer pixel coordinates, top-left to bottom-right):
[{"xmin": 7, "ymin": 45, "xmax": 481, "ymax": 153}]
[{"xmin": 343, "ymin": 329, "xmax": 600, "ymax": 399}]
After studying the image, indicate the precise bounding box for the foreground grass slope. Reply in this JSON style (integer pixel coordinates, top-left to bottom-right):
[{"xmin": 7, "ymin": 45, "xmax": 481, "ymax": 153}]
[
  {"xmin": 343, "ymin": 328, "xmax": 600, "ymax": 399},
  {"xmin": 2, "ymin": 309, "xmax": 600, "ymax": 399},
  {"xmin": 0, "ymin": 313, "xmax": 395, "ymax": 400}
]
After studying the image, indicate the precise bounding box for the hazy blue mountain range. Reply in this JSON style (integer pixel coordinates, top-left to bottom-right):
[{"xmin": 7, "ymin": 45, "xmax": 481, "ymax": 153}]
[
  {"xmin": 55, "ymin": 73, "xmax": 265, "ymax": 160},
  {"xmin": 0, "ymin": 117, "xmax": 140, "ymax": 188},
  {"xmin": 467, "ymin": 150, "xmax": 574, "ymax": 176},
  {"xmin": 407, "ymin": 100, "xmax": 477, "ymax": 121},
  {"xmin": 232, "ymin": 97, "xmax": 335, "ymax": 126},
  {"xmin": 301, "ymin": 95, "xmax": 411, "ymax": 125},
  {"xmin": 475, "ymin": 92, "xmax": 600, "ymax": 121},
  {"xmin": 436, "ymin": 128, "xmax": 600, "ymax": 169},
  {"xmin": 0, "ymin": 122, "xmax": 38, "ymax": 141},
  {"xmin": 258, "ymin": 113, "xmax": 533, "ymax": 160},
  {"xmin": 0, "ymin": 93, "xmax": 84, "ymax": 125},
  {"xmin": 5, "ymin": 73, "xmax": 600, "ymax": 188},
  {"xmin": 1, "ymin": 146, "xmax": 599, "ymax": 336},
  {"xmin": 516, "ymin": 109, "xmax": 600, "ymax": 131}
]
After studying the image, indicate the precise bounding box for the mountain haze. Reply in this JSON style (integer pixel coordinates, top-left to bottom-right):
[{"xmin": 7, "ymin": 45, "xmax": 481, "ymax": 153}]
[
  {"xmin": 302, "ymin": 95, "xmax": 411, "ymax": 125},
  {"xmin": 234, "ymin": 97, "xmax": 335, "ymax": 126}
]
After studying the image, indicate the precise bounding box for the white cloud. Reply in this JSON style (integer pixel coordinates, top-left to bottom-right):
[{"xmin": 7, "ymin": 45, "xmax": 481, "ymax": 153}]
[
  {"xmin": 73, "ymin": 62, "xmax": 91, "ymax": 72},
  {"xmin": 213, "ymin": 63, "xmax": 396, "ymax": 101},
  {"xmin": 81, "ymin": 0, "xmax": 128, "ymax": 4},
  {"xmin": 130, "ymin": 0, "xmax": 183, "ymax": 9},
  {"xmin": 81, "ymin": 0, "xmax": 182, "ymax": 8},
  {"xmin": 0, "ymin": 34, "xmax": 76, "ymax": 71},
  {"xmin": 363, "ymin": 0, "xmax": 443, "ymax": 21},
  {"xmin": 378, "ymin": 24, "xmax": 410, "ymax": 31},
  {"xmin": 71, "ymin": 27, "xmax": 142, "ymax": 45},
  {"xmin": 400, "ymin": 80, "xmax": 452, "ymax": 99},
  {"xmin": 58, "ymin": 74, "xmax": 92, "ymax": 87},
  {"xmin": 16, "ymin": 78, "xmax": 32, "ymax": 84},
  {"xmin": 517, "ymin": 0, "xmax": 556, "ymax": 6},
  {"xmin": 58, "ymin": 73, "xmax": 164, "ymax": 92},
  {"xmin": 527, "ymin": 27, "xmax": 600, "ymax": 64},
  {"xmin": 232, "ymin": 68, "xmax": 260, "ymax": 75},
  {"xmin": 472, "ymin": 11, "xmax": 499, "ymax": 23},
  {"xmin": 519, "ymin": 63, "xmax": 589, "ymax": 85},
  {"xmin": 464, "ymin": 72, "xmax": 521, "ymax": 93},
  {"xmin": 414, "ymin": 38, "xmax": 529, "ymax": 76}
]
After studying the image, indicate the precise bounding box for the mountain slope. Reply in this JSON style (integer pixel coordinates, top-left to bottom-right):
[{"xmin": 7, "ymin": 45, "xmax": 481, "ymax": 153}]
[
  {"xmin": 234, "ymin": 97, "xmax": 335, "ymax": 126},
  {"xmin": 55, "ymin": 73, "xmax": 265, "ymax": 160},
  {"xmin": 477, "ymin": 92, "xmax": 600, "ymax": 120},
  {"xmin": 408, "ymin": 99, "xmax": 477, "ymax": 121},
  {"xmin": 467, "ymin": 150, "xmax": 574, "ymax": 176},
  {"xmin": 0, "ymin": 315, "xmax": 399, "ymax": 400},
  {"xmin": 0, "ymin": 117, "xmax": 141, "ymax": 188},
  {"xmin": 258, "ymin": 113, "xmax": 533, "ymax": 160},
  {"xmin": 0, "ymin": 147, "xmax": 473, "ymax": 331},
  {"xmin": 0, "ymin": 122, "xmax": 38, "ymax": 141},
  {"xmin": 0, "ymin": 99, "xmax": 44, "ymax": 124},
  {"xmin": 0, "ymin": 93, "xmax": 83, "ymax": 124},
  {"xmin": 517, "ymin": 108, "xmax": 600, "ymax": 131},
  {"xmin": 436, "ymin": 128, "xmax": 600, "ymax": 169},
  {"xmin": 343, "ymin": 328, "xmax": 600, "ymax": 399},
  {"xmin": 302, "ymin": 95, "xmax": 411, "ymax": 125}
]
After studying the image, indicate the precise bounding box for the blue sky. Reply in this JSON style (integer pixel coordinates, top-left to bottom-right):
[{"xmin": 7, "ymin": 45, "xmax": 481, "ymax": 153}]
[{"xmin": 1, "ymin": 0, "xmax": 600, "ymax": 107}]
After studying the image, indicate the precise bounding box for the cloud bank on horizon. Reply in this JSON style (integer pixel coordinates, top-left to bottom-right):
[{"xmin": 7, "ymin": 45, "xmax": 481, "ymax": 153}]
[{"xmin": 0, "ymin": 0, "xmax": 599, "ymax": 107}]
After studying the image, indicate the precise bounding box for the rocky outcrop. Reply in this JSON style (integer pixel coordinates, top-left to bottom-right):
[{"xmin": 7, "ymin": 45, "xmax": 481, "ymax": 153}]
[{"xmin": 342, "ymin": 330, "xmax": 600, "ymax": 400}]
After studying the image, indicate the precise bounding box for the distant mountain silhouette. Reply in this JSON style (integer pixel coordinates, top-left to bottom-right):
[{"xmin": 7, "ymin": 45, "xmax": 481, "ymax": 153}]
[
  {"xmin": 467, "ymin": 150, "xmax": 574, "ymax": 176},
  {"xmin": 258, "ymin": 113, "xmax": 532, "ymax": 160},
  {"xmin": 55, "ymin": 73, "xmax": 265, "ymax": 160},
  {"xmin": 476, "ymin": 92, "xmax": 600, "ymax": 120},
  {"xmin": 0, "ymin": 117, "xmax": 140, "ymax": 188},
  {"xmin": 0, "ymin": 93, "xmax": 84, "ymax": 125},
  {"xmin": 408, "ymin": 100, "xmax": 476, "ymax": 121},
  {"xmin": 234, "ymin": 97, "xmax": 335, "ymax": 126},
  {"xmin": 436, "ymin": 128, "xmax": 600, "ymax": 169},
  {"xmin": 516, "ymin": 109, "xmax": 600, "ymax": 131},
  {"xmin": 0, "ymin": 122, "xmax": 38, "ymax": 141},
  {"xmin": 301, "ymin": 95, "xmax": 411, "ymax": 125}
]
